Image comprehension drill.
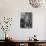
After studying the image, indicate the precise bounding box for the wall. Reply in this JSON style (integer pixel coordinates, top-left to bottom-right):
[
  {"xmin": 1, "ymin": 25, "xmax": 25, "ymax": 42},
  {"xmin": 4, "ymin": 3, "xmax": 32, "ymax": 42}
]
[{"xmin": 0, "ymin": 0, "xmax": 46, "ymax": 40}]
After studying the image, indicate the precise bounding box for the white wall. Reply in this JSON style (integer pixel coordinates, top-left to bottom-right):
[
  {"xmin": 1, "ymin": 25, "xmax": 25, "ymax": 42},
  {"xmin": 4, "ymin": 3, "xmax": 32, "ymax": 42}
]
[{"xmin": 0, "ymin": 0, "xmax": 46, "ymax": 40}]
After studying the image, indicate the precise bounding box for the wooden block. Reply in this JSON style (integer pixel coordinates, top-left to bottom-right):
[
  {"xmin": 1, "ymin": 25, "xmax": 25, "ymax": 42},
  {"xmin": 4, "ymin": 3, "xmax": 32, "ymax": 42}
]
[
  {"xmin": 38, "ymin": 43, "xmax": 43, "ymax": 46},
  {"xmin": 43, "ymin": 43, "xmax": 46, "ymax": 46},
  {"xmin": 16, "ymin": 43, "xmax": 20, "ymax": 46},
  {"xmin": 24, "ymin": 43, "xmax": 28, "ymax": 46}
]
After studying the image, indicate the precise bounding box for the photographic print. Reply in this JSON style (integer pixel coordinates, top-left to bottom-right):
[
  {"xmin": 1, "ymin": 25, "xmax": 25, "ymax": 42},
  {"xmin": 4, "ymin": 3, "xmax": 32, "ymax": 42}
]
[{"xmin": 20, "ymin": 12, "xmax": 32, "ymax": 28}]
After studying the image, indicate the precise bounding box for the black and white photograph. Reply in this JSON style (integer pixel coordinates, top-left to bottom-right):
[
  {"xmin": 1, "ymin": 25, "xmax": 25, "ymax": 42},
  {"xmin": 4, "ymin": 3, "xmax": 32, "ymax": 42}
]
[{"xmin": 20, "ymin": 12, "xmax": 32, "ymax": 28}]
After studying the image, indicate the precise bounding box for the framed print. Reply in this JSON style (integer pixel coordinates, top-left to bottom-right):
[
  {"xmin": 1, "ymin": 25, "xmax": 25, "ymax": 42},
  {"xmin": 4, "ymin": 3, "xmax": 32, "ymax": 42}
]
[{"xmin": 20, "ymin": 12, "xmax": 32, "ymax": 28}]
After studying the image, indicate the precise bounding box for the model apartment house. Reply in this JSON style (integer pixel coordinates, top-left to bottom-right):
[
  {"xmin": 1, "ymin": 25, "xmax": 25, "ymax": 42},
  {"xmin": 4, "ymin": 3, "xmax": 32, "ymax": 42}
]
[{"xmin": 0, "ymin": 0, "xmax": 46, "ymax": 46}]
